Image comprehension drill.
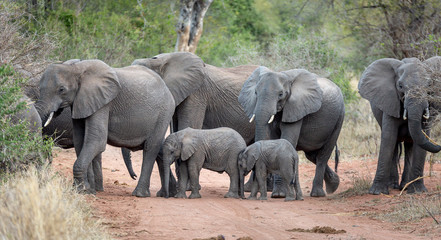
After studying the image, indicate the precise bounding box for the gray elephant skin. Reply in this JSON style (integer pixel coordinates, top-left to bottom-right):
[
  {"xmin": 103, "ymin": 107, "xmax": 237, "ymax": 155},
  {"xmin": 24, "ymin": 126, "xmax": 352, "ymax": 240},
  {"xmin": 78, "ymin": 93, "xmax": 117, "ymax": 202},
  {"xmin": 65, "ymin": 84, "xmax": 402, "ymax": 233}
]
[
  {"xmin": 358, "ymin": 56, "xmax": 441, "ymax": 195},
  {"xmin": 239, "ymin": 66, "xmax": 345, "ymax": 197},
  {"xmin": 238, "ymin": 139, "xmax": 303, "ymax": 201},
  {"xmin": 12, "ymin": 96, "xmax": 42, "ymax": 136},
  {"xmin": 162, "ymin": 127, "xmax": 246, "ymax": 199},
  {"xmin": 132, "ymin": 52, "xmax": 257, "ymax": 196},
  {"xmin": 35, "ymin": 59, "xmax": 175, "ymax": 197},
  {"xmin": 27, "ymin": 60, "xmax": 137, "ymax": 180}
]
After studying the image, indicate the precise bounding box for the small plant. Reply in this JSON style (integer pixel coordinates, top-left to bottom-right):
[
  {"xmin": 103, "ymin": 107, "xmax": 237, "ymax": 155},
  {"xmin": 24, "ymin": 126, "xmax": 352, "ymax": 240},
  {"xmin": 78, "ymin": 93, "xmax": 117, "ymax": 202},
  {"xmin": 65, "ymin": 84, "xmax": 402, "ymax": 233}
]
[{"xmin": 333, "ymin": 174, "xmax": 372, "ymax": 198}]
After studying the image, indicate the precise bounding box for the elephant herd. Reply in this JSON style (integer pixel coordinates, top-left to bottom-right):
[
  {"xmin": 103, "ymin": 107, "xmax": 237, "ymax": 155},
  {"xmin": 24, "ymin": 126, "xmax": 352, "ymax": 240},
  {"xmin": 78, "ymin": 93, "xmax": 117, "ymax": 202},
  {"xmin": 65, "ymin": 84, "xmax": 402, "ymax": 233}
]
[{"xmin": 18, "ymin": 52, "xmax": 441, "ymax": 200}]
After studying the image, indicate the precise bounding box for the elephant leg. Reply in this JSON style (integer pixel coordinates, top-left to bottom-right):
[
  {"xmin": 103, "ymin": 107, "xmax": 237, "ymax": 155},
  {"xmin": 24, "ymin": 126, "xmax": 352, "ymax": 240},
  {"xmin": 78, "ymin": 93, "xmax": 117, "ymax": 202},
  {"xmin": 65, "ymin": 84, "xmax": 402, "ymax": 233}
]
[
  {"xmin": 283, "ymin": 172, "xmax": 295, "ymax": 201},
  {"xmin": 72, "ymin": 107, "xmax": 109, "ymax": 193},
  {"xmin": 275, "ymin": 121, "xmax": 302, "ymax": 198},
  {"xmin": 399, "ymin": 141, "xmax": 412, "ymax": 189},
  {"xmin": 389, "ymin": 142, "xmax": 401, "ymax": 189},
  {"xmin": 407, "ymin": 145, "xmax": 428, "ymax": 194},
  {"xmin": 225, "ymin": 154, "xmax": 240, "ymax": 199},
  {"xmin": 155, "ymin": 151, "xmax": 177, "ymax": 198},
  {"xmin": 86, "ymin": 163, "xmax": 96, "ymax": 194},
  {"xmin": 92, "ymin": 153, "xmax": 104, "ymax": 192},
  {"xmin": 175, "ymin": 162, "xmax": 188, "ymax": 198},
  {"xmin": 188, "ymin": 161, "xmax": 202, "ymax": 199},
  {"xmin": 257, "ymin": 169, "xmax": 267, "ymax": 200},
  {"xmin": 370, "ymin": 115, "xmax": 400, "ymax": 195},
  {"xmin": 248, "ymin": 171, "xmax": 259, "ymax": 200},
  {"xmin": 132, "ymin": 116, "xmax": 170, "ymax": 198}
]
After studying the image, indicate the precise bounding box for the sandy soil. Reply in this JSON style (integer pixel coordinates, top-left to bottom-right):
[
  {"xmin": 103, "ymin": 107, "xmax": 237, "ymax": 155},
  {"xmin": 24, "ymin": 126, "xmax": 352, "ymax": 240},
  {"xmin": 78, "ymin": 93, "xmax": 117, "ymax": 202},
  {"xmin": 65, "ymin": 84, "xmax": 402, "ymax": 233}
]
[{"xmin": 52, "ymin": 146, "xmax": 441, "ymax": 240}]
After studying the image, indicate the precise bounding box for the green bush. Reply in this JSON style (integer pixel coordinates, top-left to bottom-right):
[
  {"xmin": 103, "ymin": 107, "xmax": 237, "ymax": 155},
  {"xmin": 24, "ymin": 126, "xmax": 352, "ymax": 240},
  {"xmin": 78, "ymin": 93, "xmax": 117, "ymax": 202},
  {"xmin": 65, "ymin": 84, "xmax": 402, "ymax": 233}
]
[
  {"xmin": 224, "ymin": 32, "xmax": 358, "ymax": 102},
  {"xmin": 0, "ymin": 65, "xmax": 52, "ymax": 175}
]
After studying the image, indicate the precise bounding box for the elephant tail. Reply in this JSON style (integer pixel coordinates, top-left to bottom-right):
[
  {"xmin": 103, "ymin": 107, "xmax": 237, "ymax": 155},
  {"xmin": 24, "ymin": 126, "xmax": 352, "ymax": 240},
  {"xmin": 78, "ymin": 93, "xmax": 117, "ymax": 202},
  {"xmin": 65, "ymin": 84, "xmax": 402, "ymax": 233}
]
[
  {"xmin": 334, "ymin": 144, "xmax": 340, "ymax": 173},
  {"xmin": 122, "ymin": 148, "xmax": 137, "ymax": 180}
]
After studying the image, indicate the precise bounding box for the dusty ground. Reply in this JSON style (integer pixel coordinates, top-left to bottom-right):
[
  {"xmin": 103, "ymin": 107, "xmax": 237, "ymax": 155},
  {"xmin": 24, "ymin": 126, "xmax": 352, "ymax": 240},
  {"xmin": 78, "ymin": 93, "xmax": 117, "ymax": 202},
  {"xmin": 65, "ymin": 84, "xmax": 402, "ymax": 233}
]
[{"xmin": 52, "ymin": 146, "xmax": 441, "ymax": 240}]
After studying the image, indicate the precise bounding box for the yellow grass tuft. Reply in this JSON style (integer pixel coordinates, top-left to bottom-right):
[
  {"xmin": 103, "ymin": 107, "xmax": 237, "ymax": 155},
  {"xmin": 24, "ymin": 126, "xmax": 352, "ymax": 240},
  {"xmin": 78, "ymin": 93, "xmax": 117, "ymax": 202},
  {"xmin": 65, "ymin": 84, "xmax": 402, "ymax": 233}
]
[{"xmin": 0, "ymin": 165, "xmax": 111, "ymax": 240}]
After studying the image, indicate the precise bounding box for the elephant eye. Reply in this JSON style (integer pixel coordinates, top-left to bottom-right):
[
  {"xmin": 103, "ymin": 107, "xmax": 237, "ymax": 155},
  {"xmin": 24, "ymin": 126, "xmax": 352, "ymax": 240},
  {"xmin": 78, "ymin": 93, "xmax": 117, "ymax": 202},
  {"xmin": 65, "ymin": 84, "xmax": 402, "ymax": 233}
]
[
  {"xmin": 152, "ymin": 57, "xmax": 157, "ymax": 59},
  {"xmin": 58, "ymin": 86, "xmax": 66, "ymax": 94},
  {"xmin": 278, "ymin": 91, "xmax": 284, "ymax": 98}
]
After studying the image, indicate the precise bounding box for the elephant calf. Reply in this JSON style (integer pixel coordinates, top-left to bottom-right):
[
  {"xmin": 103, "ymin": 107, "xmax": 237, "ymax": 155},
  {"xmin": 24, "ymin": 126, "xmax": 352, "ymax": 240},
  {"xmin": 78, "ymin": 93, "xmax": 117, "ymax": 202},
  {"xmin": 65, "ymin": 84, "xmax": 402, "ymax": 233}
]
[
  {"xmin": 162, "ymin": 127, "xmax": 247, "ymax": 199},
  {"xmin": 238, "ymin": 139, "xmax": 303, "ymax": 201}
]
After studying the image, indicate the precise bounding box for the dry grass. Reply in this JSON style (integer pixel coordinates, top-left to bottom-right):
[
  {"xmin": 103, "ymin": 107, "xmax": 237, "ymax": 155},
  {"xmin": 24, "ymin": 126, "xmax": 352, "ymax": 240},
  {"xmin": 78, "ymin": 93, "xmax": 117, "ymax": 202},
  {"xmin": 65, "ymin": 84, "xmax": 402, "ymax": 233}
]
[
  {"xmin": 0, "ymin": 165, "xmax": 111, "ymax": 240},
  {"xmin": 377, "ymin": 193, "xmax": 441, "ymax": 223},
  {"xmin": 333, "ymin": 174, "xmax": 372, "ymax": 199},
  {"xmin": 338, "ymin": 98, "xmax": 381, "ymax": 160}
]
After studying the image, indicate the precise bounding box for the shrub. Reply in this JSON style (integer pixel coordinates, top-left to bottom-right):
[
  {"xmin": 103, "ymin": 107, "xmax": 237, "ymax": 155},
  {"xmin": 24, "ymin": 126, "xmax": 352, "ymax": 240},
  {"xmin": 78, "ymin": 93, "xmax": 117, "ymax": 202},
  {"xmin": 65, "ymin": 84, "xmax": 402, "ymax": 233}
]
[{"xmin": 0, "ymin": 65, "xmax": 53, "ymax": 174}]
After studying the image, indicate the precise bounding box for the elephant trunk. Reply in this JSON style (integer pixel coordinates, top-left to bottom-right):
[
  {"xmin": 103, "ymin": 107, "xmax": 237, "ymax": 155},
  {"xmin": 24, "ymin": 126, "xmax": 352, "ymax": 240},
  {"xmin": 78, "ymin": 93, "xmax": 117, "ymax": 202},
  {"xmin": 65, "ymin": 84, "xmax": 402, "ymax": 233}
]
[
  {"xmin": 239, "ymin": 169, "xmax": 245, "ymax": 199},
  {"xmin": 407, "ymin": 100, "xmax": 441, "ymax": 153},
  {"xmin": 163, "ymin": 158, "xmax": 171, "ymax": 198}
]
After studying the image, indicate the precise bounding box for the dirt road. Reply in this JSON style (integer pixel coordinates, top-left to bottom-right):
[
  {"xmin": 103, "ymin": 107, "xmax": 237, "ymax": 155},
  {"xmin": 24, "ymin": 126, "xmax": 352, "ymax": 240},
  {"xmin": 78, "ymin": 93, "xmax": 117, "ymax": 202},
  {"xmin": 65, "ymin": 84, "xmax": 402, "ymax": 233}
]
[{"xmin": 53, "ymin": 146, "xmax": 441, "ymax": 240}]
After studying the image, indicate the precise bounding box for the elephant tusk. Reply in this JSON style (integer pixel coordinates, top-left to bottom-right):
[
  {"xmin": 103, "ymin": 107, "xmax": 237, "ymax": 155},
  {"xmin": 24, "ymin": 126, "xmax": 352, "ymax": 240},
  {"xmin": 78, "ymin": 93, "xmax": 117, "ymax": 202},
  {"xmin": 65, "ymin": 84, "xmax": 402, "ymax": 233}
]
[
  {"xmin": 423, "ymin": 108, "xmax": 430, "ymax": 120},
  {"xmin": 268, "ymin": 115, "xmax": 275, "ymax": 124},
  {"xmin": 44, "ymin": 112, "xmax": 54, "ymax": 127},
  {"xmin": 403, "ymin": 109, "xmax": 407, "ymax": 120},
  {"xmin": 249, "ymin": 114, "xmax": 255, "ymax": 123}
]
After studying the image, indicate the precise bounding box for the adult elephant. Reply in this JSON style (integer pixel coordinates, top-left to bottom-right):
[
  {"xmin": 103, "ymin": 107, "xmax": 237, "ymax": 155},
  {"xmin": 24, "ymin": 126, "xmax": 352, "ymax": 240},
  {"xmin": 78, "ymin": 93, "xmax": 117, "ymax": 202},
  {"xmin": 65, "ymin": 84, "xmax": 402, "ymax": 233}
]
[
  {"xmin": 238, "ymin": 66, "xmax": 345, "ymax": 197},
  {"xmin": 26, "ymin": 60, "xmax": 137, "ymax": 179},
  {"xmin": 35, "ymin": 59, "xmax": 175, "ymax": 197},
  {"xmin": 358, "ymin": 56, "xmax": 441, "ymax": 195},
  {"xmin": 132, "ymin": 52, "xmax": 257, "ymax": 196}
]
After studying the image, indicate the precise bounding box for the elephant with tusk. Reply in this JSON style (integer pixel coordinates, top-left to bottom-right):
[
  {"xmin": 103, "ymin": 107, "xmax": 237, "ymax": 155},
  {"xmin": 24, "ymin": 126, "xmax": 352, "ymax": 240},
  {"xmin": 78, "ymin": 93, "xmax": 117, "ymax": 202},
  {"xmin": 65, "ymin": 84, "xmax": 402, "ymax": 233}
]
[{"xmin": 358, "ymin": 56, "xmax": 441, "ymax": 195}]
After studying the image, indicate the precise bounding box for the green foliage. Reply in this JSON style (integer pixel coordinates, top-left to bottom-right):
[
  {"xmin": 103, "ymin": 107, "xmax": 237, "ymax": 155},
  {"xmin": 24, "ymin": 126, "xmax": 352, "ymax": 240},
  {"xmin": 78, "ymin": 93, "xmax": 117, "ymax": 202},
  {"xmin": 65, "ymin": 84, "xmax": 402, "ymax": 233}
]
[
  {"xmin": 0, "ymin": 65, "xmax": 52, "ymax": 175},
  {"xmin": 224, "ymin": 32, "xmax": 357, "ymax": 102}
]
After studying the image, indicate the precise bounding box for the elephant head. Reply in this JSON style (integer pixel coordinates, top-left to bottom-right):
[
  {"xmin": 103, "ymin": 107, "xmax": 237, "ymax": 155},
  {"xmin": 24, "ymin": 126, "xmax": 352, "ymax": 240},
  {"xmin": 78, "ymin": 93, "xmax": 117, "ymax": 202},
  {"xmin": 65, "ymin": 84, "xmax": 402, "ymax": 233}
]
[
  {"xmin": 36, "ymin": 59, "xmax": 121, "ymax": 126},
  {"xmin": 237, "ymin": 142, "xmax": 261, "ymax": 198},
  {"xmin": 358, "ymin": 57, "xmax": 441, "ymax": 153},
  {"xmin": 162, "ymin": 129, "xmax": 200, "ymax": 198},
  {"xmin": 132, "ymin": 52, "xmax": 205, "ymax": 107},
  {"xmin": 238, "ymin": 66, "xmax": 323, "ymax": 141}
]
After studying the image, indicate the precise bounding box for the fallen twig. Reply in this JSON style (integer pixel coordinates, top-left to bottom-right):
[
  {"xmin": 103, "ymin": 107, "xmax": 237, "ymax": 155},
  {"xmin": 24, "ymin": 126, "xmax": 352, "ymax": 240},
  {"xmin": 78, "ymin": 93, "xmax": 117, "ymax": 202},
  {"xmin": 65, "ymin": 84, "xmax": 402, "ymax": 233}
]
[{"xmin": 399, "ymin": 176, "xmax": 429, "ymax": 196}]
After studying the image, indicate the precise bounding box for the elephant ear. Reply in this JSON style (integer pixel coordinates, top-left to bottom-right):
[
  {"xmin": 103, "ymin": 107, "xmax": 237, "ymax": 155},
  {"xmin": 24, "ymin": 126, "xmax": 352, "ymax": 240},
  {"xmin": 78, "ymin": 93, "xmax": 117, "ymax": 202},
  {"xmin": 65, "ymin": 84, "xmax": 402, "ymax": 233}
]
[
  {"xmin": 281, "ymin": 69, "xmax": 323, "ymax": 123},
  {"xmin": 238, "ymin": 66, "xmax": 271, "ymax": 119},
  {"xmin": 358, "ymin": 58, "xmax": 403, "ymax": 118},
  {"xmin": 246, "ymin": 142, "xmax": 261, "ymax": 172},
  {"xmin": 181, "ymin": 134, "xmax": 199, "ymax": 161},
  {"xmin": 71, "ymin": 60, "xmax": 121, "ymax": 119},
  {"xmin": 161, "ymin": 52, "xmax": 205, "ymax": 106}
]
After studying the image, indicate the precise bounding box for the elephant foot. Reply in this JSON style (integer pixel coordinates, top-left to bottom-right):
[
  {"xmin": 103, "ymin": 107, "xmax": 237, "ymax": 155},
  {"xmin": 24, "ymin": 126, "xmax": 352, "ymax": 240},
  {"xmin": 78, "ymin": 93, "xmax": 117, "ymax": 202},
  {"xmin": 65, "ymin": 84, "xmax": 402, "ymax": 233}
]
[
  {"xmin": 132, "ymin": 187, "xmax": 151, "ymax": 198},
  {"xmin": 243, "ymin": 181, "xmax": 252, "ymax": 192},
  {"xmin": 406, "ymin": 181, "xmax": 427, "ymax": 194},
  {"xmin": 258, "ymin": 196, "xmax": 267, "ymax": 200},
  {"xmin": 247, "ymin": 196, "xmax": 257, "ymax": 200},
  {"xmin": 271, "ymin": 186, "xmax": 286, "ymax": 198},
  {"xmin": 368, "ymin": 182, "xmax": 389, "ymax": 195},
  {"xmin": 388, "ymin": 178, "xmax": 400, "ymax": 190},
  {"xmin": 189, "ymin": 192, "xmax": 201, "ymax": 199},
  {"xmin": 95, "ymin": 185, "xmax": 104, "ymax": 192},
  {"xmin": 325, "ymin": 173, "xmax": 340, "ymax": 194},
  {"xmin": 284, "ymin": 197, "xmax": 295, "ymax": 202},
  {"xmin": 156, "ymin": 187, "xmax": 177, "ymax": 198},
  {"xmin": 224, "ymin": 191, "xmax": 240, "ymax": 199},
  {"xmin": 174, "ymin": 192, "xmax": 187, "ymax": 198},
  {"xmin": 186, "ymin": 182, "xmax": 201, "ymax": 191},
  {"xmin": 295, "ymin": 194, "xmax": 304, "ymax": 201},
  {"xmin": 310, "ymin": 186, "xmax": 326, "ymax": 197}
]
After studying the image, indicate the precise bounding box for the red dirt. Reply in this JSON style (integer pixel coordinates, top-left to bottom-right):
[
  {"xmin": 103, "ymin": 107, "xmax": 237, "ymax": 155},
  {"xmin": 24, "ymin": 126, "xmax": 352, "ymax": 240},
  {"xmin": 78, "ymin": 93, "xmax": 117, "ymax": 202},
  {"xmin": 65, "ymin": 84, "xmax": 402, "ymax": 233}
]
[{"xmin": 52, "ymin": 146, "xmax": 441, "ymax": 240}]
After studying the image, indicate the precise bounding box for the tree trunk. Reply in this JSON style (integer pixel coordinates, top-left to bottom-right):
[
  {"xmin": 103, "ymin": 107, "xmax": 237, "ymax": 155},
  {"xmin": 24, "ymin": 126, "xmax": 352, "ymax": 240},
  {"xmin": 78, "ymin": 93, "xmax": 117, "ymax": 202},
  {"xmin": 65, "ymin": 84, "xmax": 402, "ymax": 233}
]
[{"xmin": 175, "ymin": 0, "xmax": 213, "ymax": 53}]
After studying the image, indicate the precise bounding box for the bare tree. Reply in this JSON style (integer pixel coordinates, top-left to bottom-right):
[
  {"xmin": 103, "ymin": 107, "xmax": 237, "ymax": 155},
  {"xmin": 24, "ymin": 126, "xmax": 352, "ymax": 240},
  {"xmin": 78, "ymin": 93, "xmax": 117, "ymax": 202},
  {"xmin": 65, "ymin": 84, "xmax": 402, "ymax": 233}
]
[{"xmin": 175, "ymin": 0, "xmax": 213, "ymax": 53}]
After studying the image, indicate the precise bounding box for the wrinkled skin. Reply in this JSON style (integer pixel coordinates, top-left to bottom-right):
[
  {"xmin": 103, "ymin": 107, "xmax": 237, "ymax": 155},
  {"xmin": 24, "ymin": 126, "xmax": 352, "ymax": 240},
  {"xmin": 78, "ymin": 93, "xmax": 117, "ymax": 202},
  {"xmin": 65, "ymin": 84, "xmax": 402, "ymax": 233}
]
[
  {"xmin": 26, "ymin": 60, "xmax": 137, "ymax": 181},
  {"xmin": 12, "ymin": 96, "xmax": 43, "ymax": 135},
  {"xmin": 132, "ymin": 52, "xmax": 257, "ymax": 197},
  {"xmin": 239, "ymin": 66, "xmax": 345, "ymax": 197},
  {"xmin": 162, "ymin": 127, "xmax": 246, "ymax": 199},
  {"xmin": 238, "ymin": 139, "xmax": 303, "ymax": 201},
  {"xmin": 35, "ymin": 59, "xmax": 175, "ymax": 197},
  {"xmin": 358, "ymin": 56, "xmax": 441, "ymax": 195}
]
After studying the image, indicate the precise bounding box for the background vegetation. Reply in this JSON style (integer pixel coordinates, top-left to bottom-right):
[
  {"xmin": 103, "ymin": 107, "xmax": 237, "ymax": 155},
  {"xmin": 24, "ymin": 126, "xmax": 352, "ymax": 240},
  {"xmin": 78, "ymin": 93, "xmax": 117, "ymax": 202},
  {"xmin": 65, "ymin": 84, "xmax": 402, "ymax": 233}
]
[{"xmin": 1, "ymin": 0, "xmax": 441, "ymax": 237}]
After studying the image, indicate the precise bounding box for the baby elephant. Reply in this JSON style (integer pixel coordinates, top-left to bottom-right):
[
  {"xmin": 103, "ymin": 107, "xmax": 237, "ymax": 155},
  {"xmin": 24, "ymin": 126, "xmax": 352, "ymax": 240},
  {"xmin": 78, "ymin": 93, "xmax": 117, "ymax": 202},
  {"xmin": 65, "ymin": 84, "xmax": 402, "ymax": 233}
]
[
  {"xmin": 238, "ymin": 139, "xmax": 303, "ymax": 201},
  {"xmin": 162, "ymin": 127, "xmax": 247, "ymax": 199}
]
